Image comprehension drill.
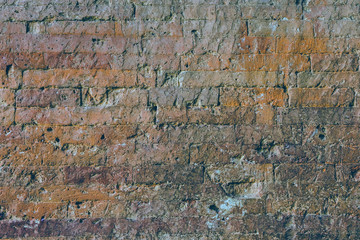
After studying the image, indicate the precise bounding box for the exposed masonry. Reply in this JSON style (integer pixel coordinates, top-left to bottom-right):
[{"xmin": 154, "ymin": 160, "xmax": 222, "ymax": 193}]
[{"xmin": 0, "ymin": 0, "xmax": 359, "ymax": 239}]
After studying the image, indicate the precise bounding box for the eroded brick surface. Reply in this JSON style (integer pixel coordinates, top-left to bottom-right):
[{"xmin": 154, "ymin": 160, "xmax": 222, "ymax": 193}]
[{"xmin": 0, "ymin": 0, "xmax": 359, "ymax": 238}]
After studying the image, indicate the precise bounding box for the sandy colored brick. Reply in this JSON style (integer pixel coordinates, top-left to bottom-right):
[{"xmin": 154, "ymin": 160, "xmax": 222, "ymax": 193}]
[
  {"xmin": 220, "ymin": 87, "xmax": 287, "ymax": 107},
  {"xmin": 0, "ymin": 107, "xmax": 14, "ymax": 126},
  {"xmin": 311, "ymin": 54, "xmax": 359, "ymax": 72},
  {"xmin": 0, "ymin": 89, "xmax": 14, "ymax": 107},
  {"xmin": 248, "ymin": 20, "xmax": 314, "ymax": 37},
  {"xmin": 23, "ymin": 69, "xmax": 139, "ymax": 88},
  {"xmin": 289, "ymin": 88, "xmax": 355, "ymax": 107}
]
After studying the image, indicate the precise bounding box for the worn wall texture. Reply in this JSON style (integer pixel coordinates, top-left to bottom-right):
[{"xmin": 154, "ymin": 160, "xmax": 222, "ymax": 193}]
[{"xmin": 0, "ymin": 0, "xmax": 359, "ymax": 239}]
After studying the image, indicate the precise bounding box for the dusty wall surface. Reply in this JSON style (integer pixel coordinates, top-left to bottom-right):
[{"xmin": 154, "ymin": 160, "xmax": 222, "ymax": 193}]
[{"xmin": 0, "ymin": 0, "xmax": 359, "ymax": 239}]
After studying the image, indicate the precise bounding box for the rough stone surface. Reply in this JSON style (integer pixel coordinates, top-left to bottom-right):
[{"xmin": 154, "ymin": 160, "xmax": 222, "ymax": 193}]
[{"xmin": 0, "ymin": 0, "xmax": 359, "ymax": 239}]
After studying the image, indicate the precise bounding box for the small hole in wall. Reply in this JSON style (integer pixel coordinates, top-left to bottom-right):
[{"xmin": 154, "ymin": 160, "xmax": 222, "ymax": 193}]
[
  {"xmin": 319, "ymin": 134, "xmax": 325, "ymax": 140},
  {"xmin": 75, "ymin": 201, "xmax": 83, "ymax": 209},
  {"xmin": 209, "ymin": 204, "xmax": 219, "ymax": 213}
]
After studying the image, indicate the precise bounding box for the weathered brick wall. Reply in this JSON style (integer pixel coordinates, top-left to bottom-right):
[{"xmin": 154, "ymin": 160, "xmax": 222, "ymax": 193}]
[{"xmin": 0, "ymin": 0, "xmax": 359, "ymax": 238}]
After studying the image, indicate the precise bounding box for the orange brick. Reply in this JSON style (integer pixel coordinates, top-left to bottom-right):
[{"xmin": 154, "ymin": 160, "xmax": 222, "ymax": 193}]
[
  {"xmin": 256, "ymin": 104, "xmax": 275, "ymax": 125},
  {"xmin": 16, "ymin": 89, "xmax": 80, "ymax": 107},
  {"xmin": 234, "ymin": 36, "xmax": 275, "ymax": 54},
  {"xmin": 7, "ymin": 202, "xmax": 62, "ymax": 219},
  {"xmin": 276, "ymin": 38, "xmax": 319, "ymax": 54}
]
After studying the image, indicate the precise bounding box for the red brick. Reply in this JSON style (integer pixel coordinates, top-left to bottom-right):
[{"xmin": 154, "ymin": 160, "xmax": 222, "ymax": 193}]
[
  {"xmin": 15, "ymin": 107, "xmax": 73, "ymax": 125},
  {"xmin": 0, "ymin": 22, "xmax": 26, "ymax": 34},
  {"xmin": 24, "ymin": 125, "xmax": 137, "ymax": 146},
  {"xmin": 43, "ymin": 52, "xmax": 112, "ymax": 69},
  {"xmin": 0, "ymin": 126, "xmax": 23, "ymax": 145},
  {"xmin": 45, "ymin": 21, "xmax": 116, "ymax": 36},
  {"xmin": 0, "ymin": 68, "xmax": 21, "ymax": 89},
  {"xmin": 16, "ymin": 89, "xmax": 80, "ymax": 107},
  {"xmin": 0, "ymin": 52, "xmax": 46, "ymax": 70}
]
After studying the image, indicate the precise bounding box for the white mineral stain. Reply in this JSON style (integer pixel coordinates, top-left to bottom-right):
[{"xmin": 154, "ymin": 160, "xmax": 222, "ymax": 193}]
[
  {"xmin": 270, "ymin": 22, "xmax": 278, "ymax": 33},
  {"xmin": 177, "ymin": 72, "xmax": 185, "ymax": 87},
  {"xmin": 219, "ymin": 197, "xmax": 243, "ymax": 215}
]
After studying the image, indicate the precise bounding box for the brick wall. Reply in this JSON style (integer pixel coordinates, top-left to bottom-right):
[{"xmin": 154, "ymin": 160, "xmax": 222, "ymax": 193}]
[{"xmin": 0, "ymin": 0, "xmax": 359, "ymax": 238}]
